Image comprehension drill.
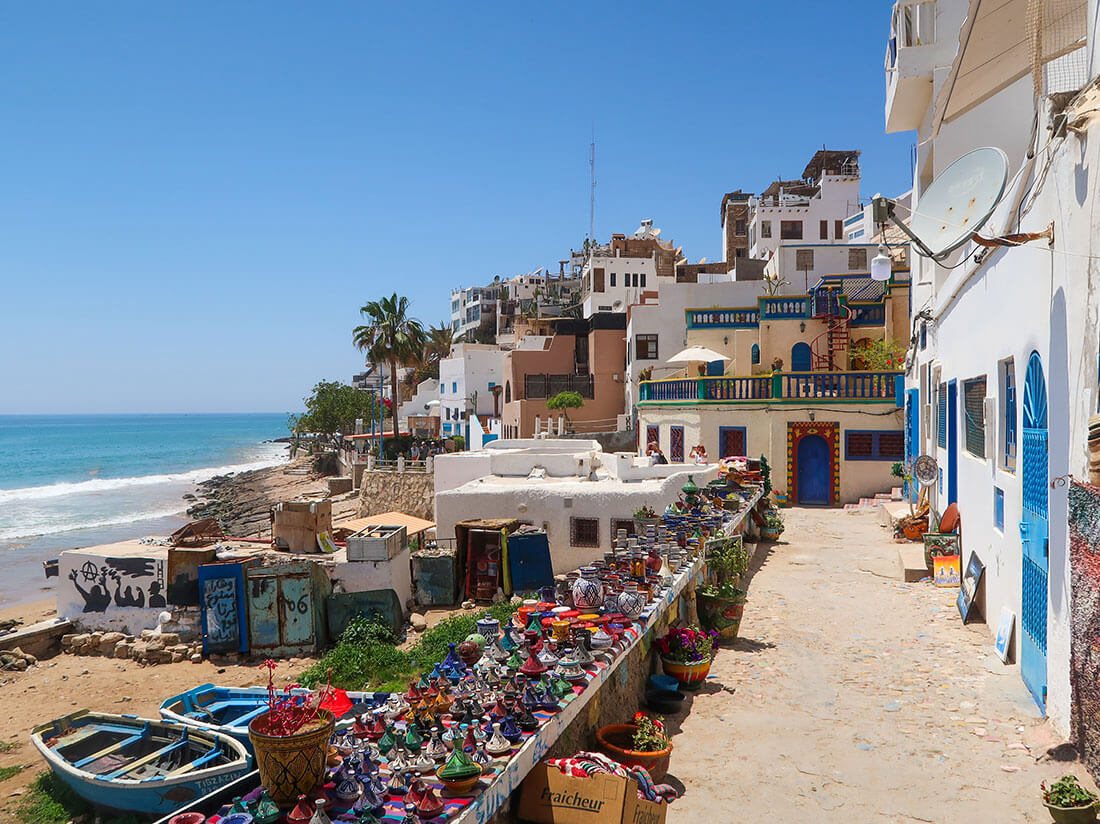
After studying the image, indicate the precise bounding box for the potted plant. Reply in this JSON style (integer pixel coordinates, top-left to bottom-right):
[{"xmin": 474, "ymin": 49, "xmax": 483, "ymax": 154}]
[
  {"xmin": 633, "ymin": 505, "xmax": 660, "ymax": 533},
  {"xmin": 655, "ymin": 625, "xmax": 718, "ymax": 691},
  {"xmin": 595, "ymin": 713, "xmax": 673, "ymax": 780},
  {"xmin": 761, "ymin": 511, "xmax": 785, "ymax": 541},
  {"xmin": 1041, "ymin": 775, "xmax": 1098, "ymax": 823},
  {"xmin": 248, "ymin": 661, "xmax": 337, "ymax": 805}
]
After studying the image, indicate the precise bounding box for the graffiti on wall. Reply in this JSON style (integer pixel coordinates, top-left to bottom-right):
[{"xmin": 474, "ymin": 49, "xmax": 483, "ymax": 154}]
[{"xmin": 66, "ymin": 556, "xmax": 166, "ymax": 613}]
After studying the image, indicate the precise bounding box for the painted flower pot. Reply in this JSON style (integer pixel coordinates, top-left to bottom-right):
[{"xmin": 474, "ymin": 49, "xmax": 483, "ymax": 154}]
[
  {"xmin": 697, "ymin": 590, "xmax": 746, "ymax": 641},
  {"xmin": 594, "ymin": 723, "xmax": 672, "ymax": 780},
  {"xmin": 248, "ymin": 710, "xmax": 335, "ymax": 806},
  {"xmin": 660, "ymin": 656, "xmax": 713, "ymax": 691},
  {"xmin": 760, "ymin": 527, "xmax": 783, "ymax": 542},
  {"xmin": 1043, "ymin": 801, "xmax": 1098, "ymax": 824}
]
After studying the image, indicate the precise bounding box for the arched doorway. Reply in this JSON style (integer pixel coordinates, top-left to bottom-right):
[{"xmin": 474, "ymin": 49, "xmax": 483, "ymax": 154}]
[
  {"xmin": 1021, "ymin": 351, "xmax": 1049, "ymax": 711},
  {"xmin": 791, "ymin": 342, "xmax": 811, "ymax": 372},
  {"xmin": 796, "ymin": 434, "xmax": 831, "ymax": 505}
]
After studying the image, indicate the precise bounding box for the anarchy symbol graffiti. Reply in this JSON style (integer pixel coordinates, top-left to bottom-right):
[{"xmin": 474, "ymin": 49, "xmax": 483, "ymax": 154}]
[{"xmin": 80, "ymin": 561, "xmax": 101, "ymax": 582}]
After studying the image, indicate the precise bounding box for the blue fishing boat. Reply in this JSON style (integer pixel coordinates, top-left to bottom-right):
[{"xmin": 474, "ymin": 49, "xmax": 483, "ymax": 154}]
[
  {"xmin": 31, "ymin": 710, "xmax": 252, "ymax": 817},
  {"xmin": 159, "ymin": 684, "xmax": 387, "ymax": 749}
]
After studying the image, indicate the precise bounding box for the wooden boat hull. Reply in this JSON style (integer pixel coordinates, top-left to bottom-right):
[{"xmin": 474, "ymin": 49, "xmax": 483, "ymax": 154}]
[
  {"xmin": 158, "ymin": 684, "xmax": 386, "ymax": 749},
  {"xmin": 31, "ymin": 710, "xmax": 252, "ymax": 816}
]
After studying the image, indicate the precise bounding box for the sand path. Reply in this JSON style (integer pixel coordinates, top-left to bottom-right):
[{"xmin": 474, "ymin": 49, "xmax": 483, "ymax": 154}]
[{"xmin": 665, "ymin": 506, "xmax": 1091, "ymax": 822}]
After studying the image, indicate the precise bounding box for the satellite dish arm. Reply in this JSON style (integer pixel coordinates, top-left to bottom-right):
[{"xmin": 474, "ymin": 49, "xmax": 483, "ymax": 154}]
[{"xmin": 872, "ymin": 196, "xmax": 941, "ymax": 260}]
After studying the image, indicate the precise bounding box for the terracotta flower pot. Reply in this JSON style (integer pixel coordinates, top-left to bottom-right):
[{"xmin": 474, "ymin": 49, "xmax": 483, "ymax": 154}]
[
  {"xmin": 595, "ymin": 723, "xmax": 672, "ymax": 780},
  {"xmin": 248, "ymin": 709, "xmax": 335, "ymax": 806},
  {"xmin": 660, "ymin": 656, "xmax": 713, "ymax": 691}
]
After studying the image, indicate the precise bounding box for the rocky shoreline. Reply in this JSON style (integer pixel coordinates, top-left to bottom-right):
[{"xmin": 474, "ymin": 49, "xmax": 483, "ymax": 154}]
[{"xmin": 185, "ymin": 455, "xmax": 360, "ymax": 537}]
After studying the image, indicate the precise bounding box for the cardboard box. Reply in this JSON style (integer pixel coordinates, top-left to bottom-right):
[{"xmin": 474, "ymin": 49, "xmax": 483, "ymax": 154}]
[{"xmin": 518, "ymin": 763, "xmax": 666, "ymax": 824}]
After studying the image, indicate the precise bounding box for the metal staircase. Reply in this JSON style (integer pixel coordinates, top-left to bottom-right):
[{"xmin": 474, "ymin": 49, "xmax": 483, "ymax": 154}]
[{"xmin": 809, "ymin": 287, "xmax": 850, "ymax": 371}]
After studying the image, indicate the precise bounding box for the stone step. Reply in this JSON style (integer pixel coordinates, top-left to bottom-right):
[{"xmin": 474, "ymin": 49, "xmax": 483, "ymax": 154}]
[{"xmin": 898, "ymin": 544, "xmax": 929, "ymax": 582}]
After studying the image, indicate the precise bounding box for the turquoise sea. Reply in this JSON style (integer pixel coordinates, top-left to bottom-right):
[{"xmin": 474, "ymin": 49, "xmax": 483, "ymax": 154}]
[{"xmin": 0, "ymin": 414, "xmax": 289, "ymax": 607}]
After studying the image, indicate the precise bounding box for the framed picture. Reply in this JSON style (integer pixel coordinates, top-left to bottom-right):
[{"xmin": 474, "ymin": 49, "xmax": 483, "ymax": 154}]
[
  {"xmin": 994, "ymin": 606, "xmax": 1014, "ymax": 662},
  {"xmin": 933, "ymin": 555, "xmax": 961, "ymax": 587},
  {"xmin": 957, "ymin": 552, "xmax": 985, "ymax": 623}
]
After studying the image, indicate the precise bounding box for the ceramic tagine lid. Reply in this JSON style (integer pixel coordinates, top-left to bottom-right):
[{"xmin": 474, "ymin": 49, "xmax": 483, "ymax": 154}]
[
  {"xmin": 438, "ymin": 744, "xmax": 482, "ymax": 781},
  {"xmin": 286, "ymin": 796, "xmax": 315, "ymax": 824}
]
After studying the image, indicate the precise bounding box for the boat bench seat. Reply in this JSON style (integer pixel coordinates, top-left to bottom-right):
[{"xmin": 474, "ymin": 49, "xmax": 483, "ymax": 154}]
[
  {"xmin": 72, "ymin": 732, "xmax": 146, "ymax": 769},
  {"xmin": 166, "ymin": 745, "xmax": 223, "ymax": 777},
  {"xmin": 105, "ymin": 738, "xmax": 189, "ymax": 779}
]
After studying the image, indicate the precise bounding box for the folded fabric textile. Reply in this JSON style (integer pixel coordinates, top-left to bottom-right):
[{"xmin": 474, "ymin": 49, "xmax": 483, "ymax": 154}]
[{"xmin": 546, "ymin": 752, "xmax": 679, "ymax": 802}]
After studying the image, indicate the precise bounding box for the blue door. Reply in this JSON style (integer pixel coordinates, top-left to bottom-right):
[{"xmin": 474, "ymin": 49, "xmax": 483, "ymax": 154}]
[
  {"xmin": 791, "ymin": 342, "xmax": 812, "ymax": 372},
  {"xmin": 947, "ymin": 380, "xmax": 958, "ymax": 504},
  {"xmin": 905, "ymin": 388, "xmax": 919, "ymax": 502},
  {"xmin": 796, "ymin": 434, "xmax": 830, "ymax": 505},
  {"xmin": 1020, "ymin": 351, "xmax": 1049, "ymax": 711}
]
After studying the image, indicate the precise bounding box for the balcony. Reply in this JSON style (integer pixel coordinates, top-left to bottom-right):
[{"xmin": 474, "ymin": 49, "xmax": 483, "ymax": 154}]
[
  {"xmin": 638, "ymin": 371, "xmax": 903, "ymax": 405},
  {"xmin": 523, "ymin": 373, "xmax": 595, "ymax": 400},
  {"xmin": 884, "ymin": 0, "xmax": 938, "ymax": 133}
]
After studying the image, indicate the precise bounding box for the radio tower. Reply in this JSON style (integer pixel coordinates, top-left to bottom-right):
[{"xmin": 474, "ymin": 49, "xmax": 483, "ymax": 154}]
[{"xmin": 588, "ymin": 131, "xmax": 596, "ymax": 247}]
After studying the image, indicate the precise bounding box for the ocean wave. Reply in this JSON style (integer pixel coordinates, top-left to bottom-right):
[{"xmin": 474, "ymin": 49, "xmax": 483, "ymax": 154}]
[
  {"xmin": 0, "ymin": 506, "xmax": 192, "ymax": 543},
  {"xmin": 0, "ymin": 450, "xmax": 288, "ymax": 504}
]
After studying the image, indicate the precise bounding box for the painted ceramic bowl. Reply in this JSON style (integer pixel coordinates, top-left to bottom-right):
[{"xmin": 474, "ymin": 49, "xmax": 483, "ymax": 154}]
[
  {"xmin": 438, "ymin": 774, "xmax": 482, "ymax": 795},
  {"xmin": 169, "ymin": 815, "xmax": 206, "ymax": 824}
]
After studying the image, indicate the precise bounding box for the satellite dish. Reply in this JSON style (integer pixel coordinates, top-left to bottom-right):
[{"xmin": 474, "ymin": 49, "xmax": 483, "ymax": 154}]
[
  {"xmin": 612, "ymin": 300, "xmax": 624, "ymax": 311},
  {"xmin": 651, "ymin": 228, "xmax": 661, "ymax": 237},
  {"xmin": 911, "ymin": 454, "xmax": 939, "ymax": 486},
  {"xmin": 909, "ymin": 146, "xmax": 1008, "ymax": 259},
  {"xmin": 698, "ymin": 257, "xmax": 707, "ymax": 264}
]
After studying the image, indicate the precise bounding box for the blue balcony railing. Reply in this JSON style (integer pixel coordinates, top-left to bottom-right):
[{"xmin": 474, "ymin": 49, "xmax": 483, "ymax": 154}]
[
  {"xmin": 849, "ymin": 303, "xmax": 887, "ymax": 326},
  {"xmin": 686, "ymin": 308, "xmax": 759, "ymax": 328},
  {"xmin": 760, "ymin": 297, "xmax": 809, "ymax": 319},
  {"xmin": 638, "ymin": 371, "xmax": 902, "ymax": 404}
]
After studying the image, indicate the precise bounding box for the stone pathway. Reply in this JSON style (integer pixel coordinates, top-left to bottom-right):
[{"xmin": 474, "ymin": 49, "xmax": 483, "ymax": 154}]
[{"xmin": 664, "ymin": 506, "xmax": 1090, "ymax": 823}]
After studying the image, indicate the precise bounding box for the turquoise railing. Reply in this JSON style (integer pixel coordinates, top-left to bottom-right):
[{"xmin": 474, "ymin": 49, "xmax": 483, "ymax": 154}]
[
  {"xmin": 638, "ymin": 371, "xmax": 903, "ymax": 403},
  {"xmin": 760, "ymin": 297, "xmax": 809, "ymax": 318},
  {"xmin": 686, "ymin": 308, "xmax": 759, "ymax": 328}
]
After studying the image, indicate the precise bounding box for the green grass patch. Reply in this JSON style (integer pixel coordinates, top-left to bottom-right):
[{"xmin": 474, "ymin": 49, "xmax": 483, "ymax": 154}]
[
  {"xmin": 0, "ymin": 740, "xmax": 15, "ymax": 753},
  {"xmin": 17, "ymin": 771, "xmax": 145, "ymax": 824},
  {"xmin": 299, "ymin": 603, "xmax": 518, "ymax": 692},
  {"xmin": 17, "ymin": 772, "xmax": 91, "ymax": 824},
  {"xmin": 0, "ymin": 764, "xmax": 24, "ymax": 782}
]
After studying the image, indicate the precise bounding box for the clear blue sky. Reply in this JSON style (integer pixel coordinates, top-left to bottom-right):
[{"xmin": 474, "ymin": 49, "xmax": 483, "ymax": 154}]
[{"xmin": 0, "ymin": 2, "xmax": 914, "ymax": 414}]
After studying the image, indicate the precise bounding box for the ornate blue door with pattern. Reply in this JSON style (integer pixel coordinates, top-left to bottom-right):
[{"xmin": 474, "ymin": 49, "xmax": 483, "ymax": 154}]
[{"xmin": 1020, "ymin": 351, "xmax": 1048, "ymax": 711}]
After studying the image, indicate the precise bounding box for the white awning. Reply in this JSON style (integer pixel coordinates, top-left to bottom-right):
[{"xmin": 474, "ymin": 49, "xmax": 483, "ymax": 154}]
[{"xmin": 666, "ymin": 346, "xmax": 729, "ymax": 363}]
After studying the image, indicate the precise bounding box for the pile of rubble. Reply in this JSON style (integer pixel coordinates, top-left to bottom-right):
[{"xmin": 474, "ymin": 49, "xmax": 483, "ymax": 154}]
[
  {"xmin": 1, "ymin": 647, "xmax": 37, "ymax": 671},
  {"xmin": 61, "ymin": 630, "xmax": 204, "ymax": 665}
]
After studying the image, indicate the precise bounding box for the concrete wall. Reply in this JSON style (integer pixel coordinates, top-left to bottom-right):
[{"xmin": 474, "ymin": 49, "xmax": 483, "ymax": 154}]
[
  {"xmin": 327, "ymin": 548, "xmax": 413, "ymax": 615},
  {"xmin": 58, "ymin": 551, "xmax": 168, "ymax": 635},
  {"xmin": 639, "ymin": 403, "xmax": 903, "ymax": 504},
  {"xmin": 357, "ymin": 470, "xmax": 434, "ymax": 520}
]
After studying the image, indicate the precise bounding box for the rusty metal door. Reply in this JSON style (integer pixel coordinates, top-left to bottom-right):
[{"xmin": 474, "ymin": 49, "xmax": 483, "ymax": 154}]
[
  {"xmin": 278, "ymin": 573, "xmax": 315, "ymax": 650},
  {"xmin": 247, "ymin": 567, "xmax": 317, "ymax": 657}
]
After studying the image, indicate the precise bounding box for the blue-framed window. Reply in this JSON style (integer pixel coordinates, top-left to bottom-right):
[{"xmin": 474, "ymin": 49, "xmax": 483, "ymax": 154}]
[
  {"xmin": 1003, "ymin": 360, "xmax": 1016, "ymax": 472},
  {"xmin": 845, "ymin": 430, "xmax": 905, "ymax": 461},
  {"xmin": 937, "ymin": 381, "xmax": 947, "ymax": 448},
  {"xmin": 751, "ymin": 344, "xmax": 760, "ymax": 365},
  {"xmin": 994, "ymin": 487, "xmax": 1005, "ymax": 531},
  {"xmin": 718, "ymin": 426, "xmax": 747, "ymax": 458},
  {"xmin": 919, "ymin": 323, "xmax": 927, "ymax": 350},
  {"xmin": 452, "ymin": 381, "xmax": 458, "ymax": 393}
]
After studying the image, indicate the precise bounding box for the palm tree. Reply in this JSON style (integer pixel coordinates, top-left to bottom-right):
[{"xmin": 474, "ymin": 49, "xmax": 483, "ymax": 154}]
[
  {"xmin": 424, "ymin": 322, "xmax": 461, "ymax": 366},
  {"xmin": 353, "ymin": 293, "xmax": 426, "ymax": 431}
]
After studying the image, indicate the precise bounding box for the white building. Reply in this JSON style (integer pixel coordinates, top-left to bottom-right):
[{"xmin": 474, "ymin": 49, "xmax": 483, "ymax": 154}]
[
  {"xmin": 434, "ymin": 439, "xmax": 718, "ymax": 573},
  {"xmin": 747, "ymin": 150, "xmax": 863, "ymax": 259},
  {"xmin": 438, "ymin": 343, "xmax": 506, "ymax": 440},
  {"xmin": 396, "ymin": 377, "xmax": 441, "ymax": 430},
  {"xmin": 886, "ymin": 0, "xmax": 1094, "ymax": 734},
  {"xmin": 450, "ymin": 284, "xmax": 501, "ymax": 338},
  {"xmin": 580, "ymin": 253, "xmax": 658, "ymax": 318}
]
